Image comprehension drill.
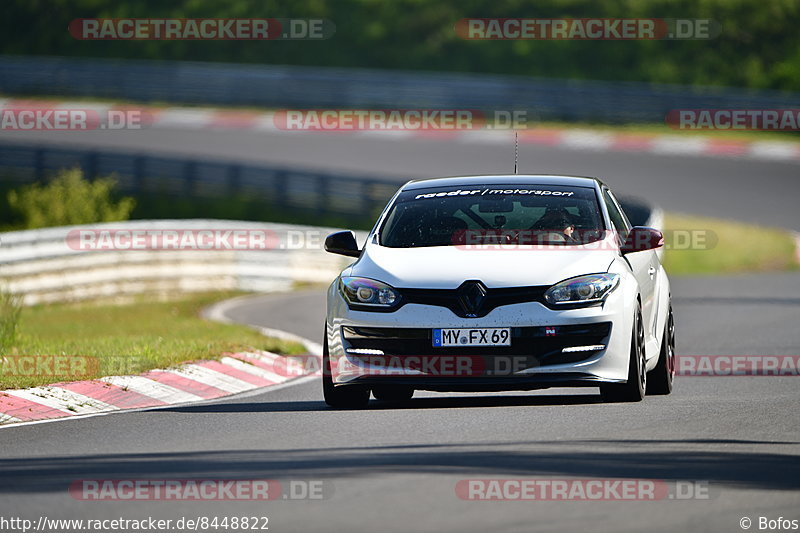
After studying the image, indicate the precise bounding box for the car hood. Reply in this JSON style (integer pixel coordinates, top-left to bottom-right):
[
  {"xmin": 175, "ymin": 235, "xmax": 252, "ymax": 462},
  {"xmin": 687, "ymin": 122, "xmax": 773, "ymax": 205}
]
[{"xmin": 348, "ymin": 242, "xmax": 618, "ymax": 288}]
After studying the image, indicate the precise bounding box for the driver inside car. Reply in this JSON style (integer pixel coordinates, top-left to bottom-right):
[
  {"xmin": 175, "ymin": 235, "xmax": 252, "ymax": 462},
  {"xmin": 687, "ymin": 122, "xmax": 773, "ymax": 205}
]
[{"xmin": 531, "ymin": 208, "xmax": 578, "ymax": 243}]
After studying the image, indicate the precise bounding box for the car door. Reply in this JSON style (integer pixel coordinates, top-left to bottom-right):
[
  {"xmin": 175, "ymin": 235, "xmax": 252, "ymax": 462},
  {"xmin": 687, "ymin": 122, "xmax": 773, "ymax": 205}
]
[{"xmin": 603, "ymin": 189, "xmax": 658, "ymax": 342}]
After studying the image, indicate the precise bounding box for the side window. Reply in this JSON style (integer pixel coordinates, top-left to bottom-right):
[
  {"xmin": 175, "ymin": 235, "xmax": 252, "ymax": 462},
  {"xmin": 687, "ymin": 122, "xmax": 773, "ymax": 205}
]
[{"xmin": 603, "ymin": 189, "xmax": 630, "ymax": 241}]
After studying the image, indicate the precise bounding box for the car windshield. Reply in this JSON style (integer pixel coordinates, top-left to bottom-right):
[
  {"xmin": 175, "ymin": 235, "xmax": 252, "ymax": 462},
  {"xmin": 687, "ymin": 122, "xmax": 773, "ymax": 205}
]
[{"xmin": 379, "ymin": 184, "xmax": 605, "ymax": 248}]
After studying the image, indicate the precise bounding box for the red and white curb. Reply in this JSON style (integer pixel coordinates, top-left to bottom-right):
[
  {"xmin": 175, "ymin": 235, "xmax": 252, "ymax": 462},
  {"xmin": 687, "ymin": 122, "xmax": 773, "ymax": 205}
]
[
  {"xmin": 0, "ymin": 349, "xmax": 320, "ymax": 427},
  {"xmin": 2, "ymin": 99, "xmax": 799, "ymax": 163},
  {"xmin": 0, "ymin": 297, "xmax": 322, "ymax": 427}
]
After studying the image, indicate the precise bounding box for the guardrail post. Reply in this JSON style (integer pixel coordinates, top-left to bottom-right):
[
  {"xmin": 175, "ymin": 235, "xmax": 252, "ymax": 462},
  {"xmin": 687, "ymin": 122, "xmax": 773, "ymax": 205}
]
[
  {"xmin": 227, "ymin": 164, "xmax": 241, "ymax": 196},
  {"xmin": 273, "ymin": 170, "xmax": 288, "ymax": 207},
  {"xmin": 132, "ymin": 155, "xmax": 146, "ymax": 193},
  {"xmin": 84, "ymin": 152, "xmax": 97, "ymax": 180},
  {"xmin": 362, "ymin": 181, "xmax": 374, "ymax": 216},
  {"xmin": 317, "ymin": 175, "xmax": 330, "ymax": 214},
  {"xmin": 34, "ymin": 147, "xmax": 45, "ymax": 181},
  {"xmin": 183, "ymin": 160, "xmax": 196, "ymax": 196}
]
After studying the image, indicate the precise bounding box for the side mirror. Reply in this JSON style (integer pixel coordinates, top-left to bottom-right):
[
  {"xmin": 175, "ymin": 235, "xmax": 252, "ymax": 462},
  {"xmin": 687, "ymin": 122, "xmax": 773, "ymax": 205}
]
[
  {"xmin": 324, "ymin": 231, "xmax": 361, "ymax": 257},
  {"xmin": 620, "ymin": 226, "xmax": 664, "ymax": 254}
]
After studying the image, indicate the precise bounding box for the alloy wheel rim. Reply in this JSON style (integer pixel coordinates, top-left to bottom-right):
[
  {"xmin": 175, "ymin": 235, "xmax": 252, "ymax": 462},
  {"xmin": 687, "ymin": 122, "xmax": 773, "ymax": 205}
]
[
  {"xmin": 638, "ymin": 313, "xmax": 646, "ymax": 391},
  {"xmin": 667, "ymin": 311, "xmax": 676, "ymax": 378}
]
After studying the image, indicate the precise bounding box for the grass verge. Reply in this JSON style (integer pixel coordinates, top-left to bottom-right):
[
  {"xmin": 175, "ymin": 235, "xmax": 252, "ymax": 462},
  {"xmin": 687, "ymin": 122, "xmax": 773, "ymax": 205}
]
[
  {"xmin": 0, "ymin": 291, "xmax": 307, "ymax": 390},
  {"xmin": 662, "ymin": 213, "xmax": 798, "ymax": 275}
]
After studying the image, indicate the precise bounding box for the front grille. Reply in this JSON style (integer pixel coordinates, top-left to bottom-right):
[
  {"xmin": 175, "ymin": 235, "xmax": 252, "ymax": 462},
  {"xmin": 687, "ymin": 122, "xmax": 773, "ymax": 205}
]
[
  {"xmin": 399, "ymin": 283, "xmax": 548, "ymax": 318},
  {"xmin": 342, "ymin": 322, "xmax": 612, "ymax": 368}
]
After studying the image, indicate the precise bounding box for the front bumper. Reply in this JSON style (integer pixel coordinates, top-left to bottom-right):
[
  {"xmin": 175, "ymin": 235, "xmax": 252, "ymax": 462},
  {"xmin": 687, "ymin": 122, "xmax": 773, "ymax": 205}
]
[{"xmin": 326, "ymin": 281, "xmax": 635, "ymax": 391}]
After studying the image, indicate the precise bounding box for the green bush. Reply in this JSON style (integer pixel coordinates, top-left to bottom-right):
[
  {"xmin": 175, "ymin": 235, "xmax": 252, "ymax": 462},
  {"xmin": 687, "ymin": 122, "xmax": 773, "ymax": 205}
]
[{"xmin": 7, "ymin": 168, "xmax": 135, "ymax": 229}]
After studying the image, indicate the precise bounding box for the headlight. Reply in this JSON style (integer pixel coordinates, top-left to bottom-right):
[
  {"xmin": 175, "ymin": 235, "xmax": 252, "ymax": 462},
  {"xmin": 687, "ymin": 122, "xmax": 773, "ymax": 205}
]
[
  {"xmin": 544, "ymin": 273, "xmax": 620, "ymax": 306},
  {"xmin": 339, "ymin": 277, "xmax": 400, "ymax": 309}
]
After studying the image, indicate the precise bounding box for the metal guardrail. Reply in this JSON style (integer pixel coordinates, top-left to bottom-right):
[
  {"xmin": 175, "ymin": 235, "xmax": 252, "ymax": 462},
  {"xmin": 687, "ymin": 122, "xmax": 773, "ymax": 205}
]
[
  {"xmin": 0, "ymin": 219, "xmax": 364, "ymax": 305},
  {"xmin": 0, "ymin": 143, "xmax": 399, "ymax": 222},
  {"xmin": 1, "ymin": 55, "xmax": 799, "ymax": 123},
  {"xmin": 0, "ymin": 142, "xmax": 654, "ymax": 227}
]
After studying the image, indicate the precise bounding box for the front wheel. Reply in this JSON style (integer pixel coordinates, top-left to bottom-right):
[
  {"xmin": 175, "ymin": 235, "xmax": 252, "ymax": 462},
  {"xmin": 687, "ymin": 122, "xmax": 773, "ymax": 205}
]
[
  {"xmin": 600, "ymin": 303, "xmax": 646, "ymax": 403},
  {"xmin": 322, "ymin": 333, "xmax": 369, "ymax": 409},
  {"xmin": 647, "ymin": 305, "xmax": 675, "ymax": 395}
]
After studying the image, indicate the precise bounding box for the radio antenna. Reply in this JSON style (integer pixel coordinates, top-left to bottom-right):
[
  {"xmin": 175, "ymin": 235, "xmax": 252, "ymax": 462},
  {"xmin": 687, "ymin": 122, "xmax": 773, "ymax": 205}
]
[{"xmin": 514, "ymin": 132, "xmax": 518, "ymax": 174}]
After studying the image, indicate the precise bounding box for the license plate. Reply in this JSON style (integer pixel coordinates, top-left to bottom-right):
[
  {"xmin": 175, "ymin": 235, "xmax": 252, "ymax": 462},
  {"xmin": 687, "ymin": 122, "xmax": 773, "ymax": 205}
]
[{"xmin": 432, "ymin": 328, "xmax": 511, "ymax": 347}]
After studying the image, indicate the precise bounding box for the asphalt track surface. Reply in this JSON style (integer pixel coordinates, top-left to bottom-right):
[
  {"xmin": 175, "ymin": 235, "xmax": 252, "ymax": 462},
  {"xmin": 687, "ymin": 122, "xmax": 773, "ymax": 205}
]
[
  {"xmin": 1, "ymin": 276, "xmax": 799, "ymax": 533},
  {"xmin": 0, "ymin": 127, "xmax": 799, "ymax": 532},
  {"xmin": 0, "ymin": 126, "xmax": 799, "ymax": 230}
]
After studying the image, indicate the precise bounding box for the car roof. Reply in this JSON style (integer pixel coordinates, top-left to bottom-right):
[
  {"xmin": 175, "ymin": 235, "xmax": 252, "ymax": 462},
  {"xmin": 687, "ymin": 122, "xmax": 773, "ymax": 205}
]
[{"xmin": 402, "ymin": 174, "xmax": 605, "ymax": 190}]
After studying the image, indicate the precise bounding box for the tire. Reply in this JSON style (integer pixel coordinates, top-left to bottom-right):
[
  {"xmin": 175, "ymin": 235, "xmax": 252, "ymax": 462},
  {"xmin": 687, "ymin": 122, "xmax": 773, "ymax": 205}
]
[
  {"xmin": 600, "ymin": 302, "xmax": 646, "ymax": 403},
  {"xmin": 322, "ymin": 333, "xmax": 370, "ymax": 409},
  {"xmin": 372, "ymin": 385, "xmax": 414, "ymax": 402},
  {"xmin": 647, "ymin": 305, "xmax": 675, "ymax": 395}
]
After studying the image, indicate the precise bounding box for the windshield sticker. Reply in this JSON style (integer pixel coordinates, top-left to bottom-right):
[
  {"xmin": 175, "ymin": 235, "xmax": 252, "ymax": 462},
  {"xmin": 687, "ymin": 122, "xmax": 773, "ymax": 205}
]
[{"xmin": 414, "ymin": 188, "xmax": 575, "ymax": 199}]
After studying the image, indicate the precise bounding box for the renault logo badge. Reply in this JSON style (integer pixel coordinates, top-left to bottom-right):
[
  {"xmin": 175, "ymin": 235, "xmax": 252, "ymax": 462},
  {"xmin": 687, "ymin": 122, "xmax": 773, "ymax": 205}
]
[{"xmin": 457, "ymin": 280, "xmax": 488, "ymax": 316}]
